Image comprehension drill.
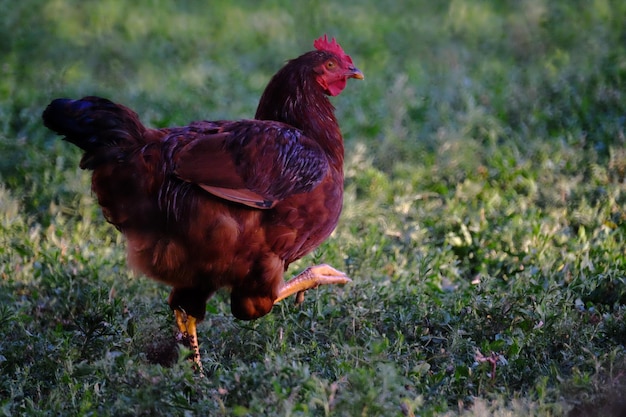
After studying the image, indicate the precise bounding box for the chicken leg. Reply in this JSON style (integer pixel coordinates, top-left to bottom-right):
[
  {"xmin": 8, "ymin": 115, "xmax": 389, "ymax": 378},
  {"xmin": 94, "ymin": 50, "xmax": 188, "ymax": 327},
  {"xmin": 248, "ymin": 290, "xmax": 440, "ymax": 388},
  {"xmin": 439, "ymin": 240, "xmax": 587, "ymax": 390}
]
[
  {"xmin": 174, "ymin": 309, "xmax": 203, "ymax": 372},
  {"xmin": 274, "ymin": 264, "xmax": 351, "ymax": 305}
]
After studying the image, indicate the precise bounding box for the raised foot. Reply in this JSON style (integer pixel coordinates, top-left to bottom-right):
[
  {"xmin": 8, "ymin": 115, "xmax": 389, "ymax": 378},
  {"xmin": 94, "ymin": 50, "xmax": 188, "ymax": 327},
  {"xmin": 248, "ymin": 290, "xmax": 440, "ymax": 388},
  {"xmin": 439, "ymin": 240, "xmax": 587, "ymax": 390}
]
[
  {"xmin": 274, "ymin": 264, "xmax": 352, "ymax": 305},
  {"xmin": 174, "ymin": 309, "xmax": 203, "ymax": 373}
]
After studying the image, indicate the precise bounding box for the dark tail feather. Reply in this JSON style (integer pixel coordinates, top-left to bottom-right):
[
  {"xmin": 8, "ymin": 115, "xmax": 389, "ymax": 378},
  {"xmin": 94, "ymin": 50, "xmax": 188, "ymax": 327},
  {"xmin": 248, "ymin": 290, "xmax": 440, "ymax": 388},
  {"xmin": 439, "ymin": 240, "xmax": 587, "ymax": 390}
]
[{"xmin": 42, "ymin": 96, "xmax": 146, "ymax": 168}]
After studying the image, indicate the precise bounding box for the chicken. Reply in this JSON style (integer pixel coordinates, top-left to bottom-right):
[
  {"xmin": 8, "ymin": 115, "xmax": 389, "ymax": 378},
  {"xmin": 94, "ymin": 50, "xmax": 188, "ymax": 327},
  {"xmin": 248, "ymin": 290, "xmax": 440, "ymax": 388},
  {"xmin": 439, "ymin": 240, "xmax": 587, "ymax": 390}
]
[{"xmin": 42, "ymin": 35, "xmax": 363, "ymax": 368}]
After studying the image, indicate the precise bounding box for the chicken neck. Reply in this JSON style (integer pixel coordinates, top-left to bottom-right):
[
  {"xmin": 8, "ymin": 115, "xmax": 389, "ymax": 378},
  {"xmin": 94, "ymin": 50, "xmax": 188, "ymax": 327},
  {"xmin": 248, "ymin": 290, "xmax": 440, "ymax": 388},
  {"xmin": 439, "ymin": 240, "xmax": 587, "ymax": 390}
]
[{"xmin": 255, "ymin": 58, "xmax": 344, "ymax": 169}]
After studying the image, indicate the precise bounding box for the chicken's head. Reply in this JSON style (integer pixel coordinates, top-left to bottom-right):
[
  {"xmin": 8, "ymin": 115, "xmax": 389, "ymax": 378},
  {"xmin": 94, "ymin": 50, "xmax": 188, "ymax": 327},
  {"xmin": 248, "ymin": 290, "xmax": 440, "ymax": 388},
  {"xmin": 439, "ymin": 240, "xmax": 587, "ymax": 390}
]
[{"xmin": 312, "ymin": 35, "xmax": 364, "ymax": 96}]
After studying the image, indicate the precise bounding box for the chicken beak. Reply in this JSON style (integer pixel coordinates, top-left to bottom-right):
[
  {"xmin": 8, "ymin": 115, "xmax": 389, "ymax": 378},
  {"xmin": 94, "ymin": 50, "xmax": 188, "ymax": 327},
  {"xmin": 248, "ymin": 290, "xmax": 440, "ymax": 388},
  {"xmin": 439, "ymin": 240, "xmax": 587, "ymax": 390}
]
[{"xmin": 348, "ymin": 67, "xmax": 364, "ymax": 80}]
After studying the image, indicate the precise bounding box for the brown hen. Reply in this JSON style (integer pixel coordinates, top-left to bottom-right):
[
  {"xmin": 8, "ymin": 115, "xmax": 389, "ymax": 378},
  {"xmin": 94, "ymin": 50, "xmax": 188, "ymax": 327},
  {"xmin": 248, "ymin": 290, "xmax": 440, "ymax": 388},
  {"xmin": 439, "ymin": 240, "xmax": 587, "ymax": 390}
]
[{"xmin": 42, "ymin": 35, "xmax": 363, "ymax": 368}]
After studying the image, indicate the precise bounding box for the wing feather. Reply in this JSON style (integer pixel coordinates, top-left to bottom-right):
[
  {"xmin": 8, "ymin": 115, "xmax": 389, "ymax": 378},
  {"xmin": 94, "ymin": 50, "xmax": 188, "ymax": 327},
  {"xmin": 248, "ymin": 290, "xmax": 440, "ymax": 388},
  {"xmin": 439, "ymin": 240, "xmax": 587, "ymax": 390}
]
[{"xmin": 173, "ymin": 120, "xmax": 329, "ymax": 208}]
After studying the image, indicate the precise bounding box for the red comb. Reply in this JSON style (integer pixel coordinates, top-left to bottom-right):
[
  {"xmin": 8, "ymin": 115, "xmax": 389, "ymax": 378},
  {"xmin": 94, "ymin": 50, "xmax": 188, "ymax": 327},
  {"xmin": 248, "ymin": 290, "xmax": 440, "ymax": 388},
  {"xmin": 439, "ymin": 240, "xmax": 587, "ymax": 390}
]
[{"xmin": 313, "ymin": 34, "xmax": 347, "ymax": 58}]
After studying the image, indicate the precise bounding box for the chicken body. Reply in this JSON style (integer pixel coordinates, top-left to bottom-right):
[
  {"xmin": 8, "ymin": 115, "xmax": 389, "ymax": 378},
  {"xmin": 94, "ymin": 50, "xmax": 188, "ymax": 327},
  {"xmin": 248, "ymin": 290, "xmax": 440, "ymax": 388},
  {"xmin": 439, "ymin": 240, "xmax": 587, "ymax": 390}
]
[
  {"xmin": 94, "ymin": 117, "xmax": 344, "ymax": 322},
  {"xmin": 42, "ymin": 36, "xmax": 362, "ymax": 367}
]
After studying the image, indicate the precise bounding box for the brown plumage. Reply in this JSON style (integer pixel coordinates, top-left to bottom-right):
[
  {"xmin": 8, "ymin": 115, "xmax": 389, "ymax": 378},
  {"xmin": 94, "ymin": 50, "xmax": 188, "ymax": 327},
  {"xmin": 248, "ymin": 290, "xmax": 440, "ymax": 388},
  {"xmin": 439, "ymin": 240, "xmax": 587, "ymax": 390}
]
[{"xmin": 42, "ymin": 35, "xmax": 362, "ymax": 367}]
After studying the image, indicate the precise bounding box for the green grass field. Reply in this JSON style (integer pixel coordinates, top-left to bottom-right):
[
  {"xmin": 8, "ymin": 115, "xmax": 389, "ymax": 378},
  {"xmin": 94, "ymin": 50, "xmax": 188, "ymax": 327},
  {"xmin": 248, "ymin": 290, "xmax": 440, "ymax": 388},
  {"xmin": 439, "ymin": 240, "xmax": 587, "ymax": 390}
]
[{"xmin": 2, "ymin": 0, "xmax": 626, "ymax": 415}]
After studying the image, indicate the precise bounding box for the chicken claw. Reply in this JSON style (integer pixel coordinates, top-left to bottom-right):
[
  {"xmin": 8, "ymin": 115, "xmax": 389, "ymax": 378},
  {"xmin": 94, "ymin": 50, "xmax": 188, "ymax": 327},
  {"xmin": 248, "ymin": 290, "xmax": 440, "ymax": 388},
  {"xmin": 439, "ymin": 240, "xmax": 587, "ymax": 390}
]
[
  {"xmin": 274, "ymin": 264, "xmax": 351, "ymax": 305},
  {"xmin": 174, "ymin": 309, "xmax": 203, "ymax": 372}
]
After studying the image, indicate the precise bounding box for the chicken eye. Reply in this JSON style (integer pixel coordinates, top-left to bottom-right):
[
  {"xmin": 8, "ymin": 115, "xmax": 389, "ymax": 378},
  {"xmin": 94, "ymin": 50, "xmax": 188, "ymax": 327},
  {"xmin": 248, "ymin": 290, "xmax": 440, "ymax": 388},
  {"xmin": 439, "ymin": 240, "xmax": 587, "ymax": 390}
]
[{"xmin": 326, "ymin": 60, "xmax": 336, "ymax": 69}]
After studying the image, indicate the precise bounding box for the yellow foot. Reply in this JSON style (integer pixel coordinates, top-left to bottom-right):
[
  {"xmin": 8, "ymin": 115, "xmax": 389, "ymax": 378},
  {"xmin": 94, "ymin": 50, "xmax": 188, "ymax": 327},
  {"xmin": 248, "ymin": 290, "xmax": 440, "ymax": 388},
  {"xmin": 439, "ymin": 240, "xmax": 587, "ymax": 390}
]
[
  {"xmin": 274, "ymin": 264, "xmax": 351, "ymax": 305},
  {"xmin": 174, "ymin": 309, "xmax": 203, "ymax": 372}
]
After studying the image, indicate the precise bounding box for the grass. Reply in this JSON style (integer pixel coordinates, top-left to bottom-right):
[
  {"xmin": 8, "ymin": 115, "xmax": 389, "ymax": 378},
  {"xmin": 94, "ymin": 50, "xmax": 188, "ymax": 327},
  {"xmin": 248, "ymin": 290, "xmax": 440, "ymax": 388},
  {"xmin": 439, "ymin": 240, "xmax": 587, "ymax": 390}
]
[{"xmin": 1, "ymin": 0, "xmax": 626, "ymax": 415}]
